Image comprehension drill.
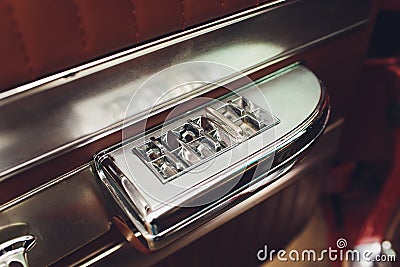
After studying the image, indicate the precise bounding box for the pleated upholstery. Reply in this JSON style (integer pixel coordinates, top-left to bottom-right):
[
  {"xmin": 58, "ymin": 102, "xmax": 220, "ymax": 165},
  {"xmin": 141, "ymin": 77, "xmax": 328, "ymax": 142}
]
[{"xmin": 0, "ymin": 0, "xmax": 264, "ymax": 91}]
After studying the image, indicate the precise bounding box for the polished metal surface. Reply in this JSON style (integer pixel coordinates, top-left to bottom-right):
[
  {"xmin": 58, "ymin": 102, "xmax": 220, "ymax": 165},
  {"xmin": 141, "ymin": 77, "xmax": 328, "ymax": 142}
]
[
  {"xmin": 0, "ymin": 0, "xmax": 375, "ymax": 266},
  {"xmin": 0, "ymin": 0, "xmax": 287, "ymax": 100},
  {"xmin": 131, "ymin": 95, "xmax": 278, "ymax": 182},
  {"xmin": 87, "ymin": 120, "xmax": 344, "ymax": 267},
  {"xmin": 95, "ymin": 65, "xmax": 330, "ymax": 250},
  {"xmin": 0, "ymin": 166, "xmax": 110, "ymax": 266},
  {"xmin": 0, "ymin": 235, "xmax": 35, "ymax": 267},
  {"xmin": 0, "ymin": 0, "xmax": 373, "ymax": 180}
]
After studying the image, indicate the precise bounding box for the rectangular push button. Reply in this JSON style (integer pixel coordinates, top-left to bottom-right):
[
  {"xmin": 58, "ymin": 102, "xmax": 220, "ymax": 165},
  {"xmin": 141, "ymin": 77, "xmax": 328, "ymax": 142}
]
[{"xmin": 132, "ymin": 96, "xmax": 279, "ymax": 182}]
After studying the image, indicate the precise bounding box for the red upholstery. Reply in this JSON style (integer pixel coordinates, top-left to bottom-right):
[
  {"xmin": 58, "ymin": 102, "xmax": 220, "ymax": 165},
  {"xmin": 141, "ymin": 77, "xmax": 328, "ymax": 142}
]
[{"xmin": 0, "ymin": 0, "xmax": 268, "ymax": 92}]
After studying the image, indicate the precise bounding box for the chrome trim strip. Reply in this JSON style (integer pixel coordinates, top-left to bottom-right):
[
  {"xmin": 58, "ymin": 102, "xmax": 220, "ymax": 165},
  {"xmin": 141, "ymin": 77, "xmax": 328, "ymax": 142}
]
[
  {"xmin": 0, "ymin": 0, "xmax": 287, "ymax": 101},
  {"xmin": 0, "ymin": 166, "xmax": 111, "ymax": 266},
  {"xmin": 79, "ymin": 242, "xmax": 125, "ymax": 267},
  {"xmin": 0, "ymin": 0, "xmax": 373, "ymax": 180},
  {"xmin": 0, "ymin": 164, "xmax": 90, "ymax": 212}
]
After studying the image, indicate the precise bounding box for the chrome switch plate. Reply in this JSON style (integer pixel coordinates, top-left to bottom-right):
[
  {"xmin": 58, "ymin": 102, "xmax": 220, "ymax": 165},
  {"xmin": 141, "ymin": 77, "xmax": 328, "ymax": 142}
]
[
  {"xmin": 132, "ymin": 95, "xmax": 279, "ymax": 183},
  {"xmin": 94, "ymin": 65, "xmax": 330, "ymax": 251}
]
